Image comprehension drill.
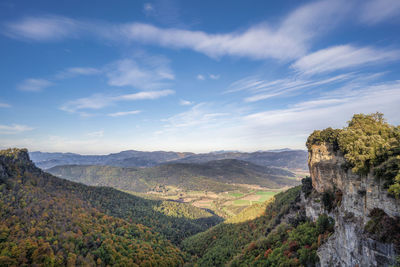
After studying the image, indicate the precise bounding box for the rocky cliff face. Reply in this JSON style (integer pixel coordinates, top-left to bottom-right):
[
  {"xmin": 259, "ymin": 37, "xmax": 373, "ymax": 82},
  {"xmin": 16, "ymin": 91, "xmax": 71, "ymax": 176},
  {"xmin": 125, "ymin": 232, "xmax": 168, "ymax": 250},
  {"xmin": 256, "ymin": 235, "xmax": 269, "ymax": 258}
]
[{"xmin": 306, "ymin": 143, "xmax": 400, "ymax": 267}]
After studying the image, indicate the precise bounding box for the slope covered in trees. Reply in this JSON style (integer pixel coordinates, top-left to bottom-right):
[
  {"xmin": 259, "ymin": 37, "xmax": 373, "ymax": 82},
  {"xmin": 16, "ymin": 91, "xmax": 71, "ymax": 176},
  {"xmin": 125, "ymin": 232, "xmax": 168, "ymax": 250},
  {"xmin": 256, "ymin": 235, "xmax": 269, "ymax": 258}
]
[
  {"xmin": 0, "ymin": 148, "xmax": 223, "ymax": 266},
  {"xmin": 181, "ymin": 182, "xmax": 334, "ymax": 266},
  {"xmin": 48, "ymin": 159, "xmax": 298, "ymax": 194}
]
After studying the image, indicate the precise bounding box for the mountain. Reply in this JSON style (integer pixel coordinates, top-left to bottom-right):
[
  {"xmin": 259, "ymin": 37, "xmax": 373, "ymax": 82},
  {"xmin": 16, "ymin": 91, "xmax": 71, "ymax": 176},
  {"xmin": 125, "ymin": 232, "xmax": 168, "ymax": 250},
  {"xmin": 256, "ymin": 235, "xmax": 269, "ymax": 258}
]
[
  {"xmin": 30, "ymin": 149, "xmax": 308, "ymax": 170},
  {"xmin": 47, "ymin": 159, "xmax": 299, "ymax": 194},
  {"xmin": 29, "ymin": 150, "xmax": 194, "ymax": 169},
  {"xmin": 0, "ymin": 148, "xmax": 222, "ymax": 266},
  {"xmin": 170, "ymin": 150, "xmax": 308, "ymax": 170}
]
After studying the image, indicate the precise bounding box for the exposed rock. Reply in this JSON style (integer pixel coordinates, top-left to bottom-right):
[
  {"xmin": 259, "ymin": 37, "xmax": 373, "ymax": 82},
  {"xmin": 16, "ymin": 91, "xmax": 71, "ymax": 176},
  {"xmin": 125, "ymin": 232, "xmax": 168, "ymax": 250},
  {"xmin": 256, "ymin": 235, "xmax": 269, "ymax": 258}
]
[{"xmin": 306, "ymin": 143, "xmax": 399, "ymax": 267}]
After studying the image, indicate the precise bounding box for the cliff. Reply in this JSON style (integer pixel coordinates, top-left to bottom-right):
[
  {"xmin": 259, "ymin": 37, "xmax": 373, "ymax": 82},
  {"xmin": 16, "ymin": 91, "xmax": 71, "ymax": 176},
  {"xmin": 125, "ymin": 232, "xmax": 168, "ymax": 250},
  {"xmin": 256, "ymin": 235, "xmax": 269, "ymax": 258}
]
[{"xmin": 306, "ymin": 143, "xmax": 400, "ymax": 266}]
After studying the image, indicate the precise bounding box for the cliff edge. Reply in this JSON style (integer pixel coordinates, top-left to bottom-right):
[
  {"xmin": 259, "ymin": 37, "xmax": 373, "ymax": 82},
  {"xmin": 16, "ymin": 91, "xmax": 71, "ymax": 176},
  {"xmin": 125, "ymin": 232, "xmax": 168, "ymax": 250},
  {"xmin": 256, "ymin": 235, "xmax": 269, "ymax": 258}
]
[{"xmin": 304, "ymin": 113, "xmax": 400, "ymax": 266}]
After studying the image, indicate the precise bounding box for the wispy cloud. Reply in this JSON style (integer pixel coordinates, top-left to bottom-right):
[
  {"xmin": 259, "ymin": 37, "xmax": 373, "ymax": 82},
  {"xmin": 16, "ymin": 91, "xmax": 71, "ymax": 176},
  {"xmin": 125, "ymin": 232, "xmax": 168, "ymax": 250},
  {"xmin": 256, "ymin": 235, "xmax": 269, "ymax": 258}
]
[
  {"xmin": 242, "ymin": 81, "xmax": 400, "ymax": 142},
  {"xmin": 106, "ymin": 56, "xmax": 174, "ymax": 90},
  {"xmin": 291, "ymin": 45, "xmax": 399, "ymax": 75},
  {"xmin": 56, "ymin": 67, "xmax": 101, "ymax": 79},
  {"xmin": 4, "ymin": 15, "xmax": 80, "ymax": 41},
  {"xmin": 0, "ymin": 102, "xmax": 11, "ymax": 108},
  {"xmin": 0, "ymin": 124, "xmax": 33, "ymax": 134},
  {"xmin": 17, "ymin": 78, "xmax": 53, "ymax": 92},
  {"xmin": 197, "ymin": 74, "xmax": 205, "ymax": 80},
  {"xmin": 143, "ymin": 3, "xmax": 155, "ymax": 16},
  {"xmin": 87, "ymin": 130, "xmax": 104, "ymax": 138},
  {"xmin": 160, "ymin": 103, "xmax": 231, "ymax": 129},
  {"xmin": 209, "ymin": 74, "xmax": 220, "ymax": 80},
  {"xmin": 179, "ymin": 99, "xmax": 194, "ymax": 106},
  {"xmin": 227, "ymin": 73, "xmax": 355, "ymax": 102},
  {"xmin": 61, "ymin": 89, "xmax": 174, "ymax": 113},
  {"xmin": 360, "ymin": 0, "xmax": 400, "ymax": 24},
  {"xmin": 108, "ymin": 110, "xmax": 141, "ymax": 117},
  {"xmin": 3, "ymin": 0, "xmax": 349, "ymax": 60}
]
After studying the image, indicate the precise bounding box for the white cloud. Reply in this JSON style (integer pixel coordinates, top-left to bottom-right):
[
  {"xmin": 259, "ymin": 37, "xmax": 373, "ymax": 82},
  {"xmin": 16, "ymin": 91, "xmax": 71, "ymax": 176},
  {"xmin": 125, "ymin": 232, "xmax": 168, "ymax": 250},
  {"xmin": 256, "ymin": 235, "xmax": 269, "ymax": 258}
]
[
  {"xmin": 241, "ymin": 81, "xmax": 400, "ymax": 145},
  {"xmin": 108, "ymin": 110, "xmax": 141, "ymax": 117},
  {"xmin": 227, "ymin": 73, "xmax": 354, "ymax": 102},
  {"xmin": 107, "ymin": 57, "xmax": 174, "ymax": 90},
  {"xmin": 292, "ymin": 45, "xmax": 399, "ymax": 75},
  {"xmin": 0, "ymin": 124, "xmax": 33, "ymax": 134},
  {"xmin": 87, "ymin": 130, "xmax": 104, "ymax": 138},
  {"xmin": 17, "ymin": 78, "xmax": 53, "ymax": 92},
  {"xmin": 4, "ymin": 0, "xmax": 349, "ymax": 61},
  {"xmin": 360, "ymin": 0, "xmax": 400, "ymax": 24},
  {"xmin": 61, "ymin": 89, "xmax": 174, "ymax": 113},
  {"xmin": 56, "ymin": 67, "xmax": 101, "ymax": 78},
  {"xmin": 209, "ymin": 74, "xmax": 220, "ymax": 80},
  {"xmin": 0, "ymin": 102, "xmax": 11, "ymax": 108},
  {"xmin": 160, "ymin": 103, "xmax": 231, "ymax": 130},
  {"xmin": 143, "ymin": 3, "xmax": 155, "ymax": 15},
  {"xmin": 197, "ymin": 74, "xmax": 205, "ymax": 80},
  {"xmin": 179, "ymin": 99, "xmax": 194, "ymax": 106},
  {"xmin": 4, "ymin": 15, "xmax": 80, "ymax": 41}
]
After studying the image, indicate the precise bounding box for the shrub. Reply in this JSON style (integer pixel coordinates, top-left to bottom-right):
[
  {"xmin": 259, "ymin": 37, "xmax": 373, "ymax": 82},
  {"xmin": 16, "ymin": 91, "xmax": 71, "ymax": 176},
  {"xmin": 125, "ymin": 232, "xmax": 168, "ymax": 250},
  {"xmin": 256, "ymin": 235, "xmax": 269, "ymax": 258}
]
[
  {"xmin": 364, "ymin": 208, "xmax": 400, "ymax": 252},
  {"xmin": 301, "ymin": 177, "xmax": 313, "ymax": 198},
  {"xmin": 322, "ymin": 191, "xmax": 334, "ymax": 211},
  {"xmin": 316, "ymin": 214, "xmax": 335, "ymax": 234}
]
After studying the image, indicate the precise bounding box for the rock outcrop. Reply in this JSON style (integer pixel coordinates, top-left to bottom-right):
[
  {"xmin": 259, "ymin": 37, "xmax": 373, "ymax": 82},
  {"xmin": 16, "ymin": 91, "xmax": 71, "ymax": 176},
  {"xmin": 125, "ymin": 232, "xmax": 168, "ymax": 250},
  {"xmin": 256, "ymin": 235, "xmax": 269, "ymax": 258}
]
[{"xmin": 306, "ymin": 143, "xmax": 400, "ymax": 267}]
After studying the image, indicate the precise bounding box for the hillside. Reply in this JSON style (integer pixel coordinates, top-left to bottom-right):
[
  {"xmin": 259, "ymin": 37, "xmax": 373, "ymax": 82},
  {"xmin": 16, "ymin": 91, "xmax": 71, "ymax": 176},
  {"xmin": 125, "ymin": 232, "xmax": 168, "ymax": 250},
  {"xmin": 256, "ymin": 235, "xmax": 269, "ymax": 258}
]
[
  {"xmin": 172, "ymin": 150, "xmax": 308, "ymax": 170},
  {"xmin": 0, "ymin": 148, "xmax": 223, "ymax": 266},
  {"xmin": 29, "ymin": 150, "xmax": 193, "ymax": 169},
  {"xmin": 48, "ymin": 159, "xmax": 299, "ymax": 194},
  {"xmin": 30, "ymin": 149, "xmax": 308, "ymax": 170},
  {"xmin": 182, "ymin": 185, "xmax": 334, "ymax": 266}
]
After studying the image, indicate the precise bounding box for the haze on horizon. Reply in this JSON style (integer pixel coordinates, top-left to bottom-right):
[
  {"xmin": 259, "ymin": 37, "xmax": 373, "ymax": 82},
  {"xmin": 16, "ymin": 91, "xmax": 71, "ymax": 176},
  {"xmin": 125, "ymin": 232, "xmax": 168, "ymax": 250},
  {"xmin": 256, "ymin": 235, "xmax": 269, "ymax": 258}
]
[{"xmin": 1, "ymin": 0, "xmax": 400, "ymax": 154}]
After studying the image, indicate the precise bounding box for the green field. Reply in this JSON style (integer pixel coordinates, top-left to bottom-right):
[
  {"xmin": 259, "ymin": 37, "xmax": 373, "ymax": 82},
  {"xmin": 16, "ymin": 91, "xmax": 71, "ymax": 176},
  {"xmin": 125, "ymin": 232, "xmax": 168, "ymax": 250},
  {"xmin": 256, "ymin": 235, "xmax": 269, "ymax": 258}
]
[
  {"xmin": 233, "ymin": 199, "xmax": 251, "ymax": 205},
  {"xmin": 254, "ymin": 191, "xmax": 278, "ymax": 202},
  {"xmin": 229, "ymin": 192, "xmax": 244, "ymax": 198}
]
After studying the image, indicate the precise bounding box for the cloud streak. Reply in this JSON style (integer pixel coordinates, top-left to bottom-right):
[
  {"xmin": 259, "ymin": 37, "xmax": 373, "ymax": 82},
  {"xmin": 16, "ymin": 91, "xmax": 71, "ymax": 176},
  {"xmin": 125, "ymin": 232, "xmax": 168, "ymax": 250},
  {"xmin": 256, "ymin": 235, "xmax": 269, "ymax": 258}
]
[
  {"xmin": 106, "ymin": 57, "xmax": 174, "ymax": 90},
  {"xmin": 0, "ymin": 124, "xmax": 33, "ymax": 134},
  {"xmin": 292, "ymin": 45, "xmax": 400, "ymax": 75},
  {"xmin": 360, "ymin": 0, "xmax": 400, "ymax": 24},
  {"xmin": 108, "ymin": 110, "xmax": 141, "ymax": 117},
  {"xmin": 17, "ymin": 78, "xmax": 53, "ymax": 92},
  {"xmin": 61, "ymin": 89, "xmax": 174, "ymax": 113},
  {"xmin": 3, "ymin": 0, "xmax": 350, "ymax": 61}
]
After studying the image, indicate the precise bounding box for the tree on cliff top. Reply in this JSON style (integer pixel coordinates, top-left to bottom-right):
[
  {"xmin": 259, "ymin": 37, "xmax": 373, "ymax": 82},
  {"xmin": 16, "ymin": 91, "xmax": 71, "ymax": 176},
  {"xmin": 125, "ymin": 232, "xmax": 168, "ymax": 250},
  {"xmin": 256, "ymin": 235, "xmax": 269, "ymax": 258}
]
[{"xmin": 306, "ymin": 112, "xmax": 400, "ymax": 197}]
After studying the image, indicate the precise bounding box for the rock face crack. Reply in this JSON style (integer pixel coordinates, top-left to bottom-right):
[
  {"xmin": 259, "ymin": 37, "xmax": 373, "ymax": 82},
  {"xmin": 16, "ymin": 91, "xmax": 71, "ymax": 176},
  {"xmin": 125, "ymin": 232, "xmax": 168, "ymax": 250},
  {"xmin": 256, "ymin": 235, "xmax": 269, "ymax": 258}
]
[{"xmin": 305, "ymin": 143, "xmax": 399, "ymax": 267}]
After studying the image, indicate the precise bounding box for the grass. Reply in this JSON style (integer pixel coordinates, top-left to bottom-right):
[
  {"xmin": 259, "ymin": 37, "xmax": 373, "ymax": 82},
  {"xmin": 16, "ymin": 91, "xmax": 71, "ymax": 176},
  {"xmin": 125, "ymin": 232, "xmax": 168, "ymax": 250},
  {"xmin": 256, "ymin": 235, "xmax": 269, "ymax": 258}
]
[
  {"xmin": 233, "ymin": 199, "xmax": 251, "ymax": 205},
  {"xmin": 229, "ymin": 192, "xmax": 244, "ymax": 198},
  {"xmin": 253, "ymin": 191, "xmax": 277, "ymax": 203}
]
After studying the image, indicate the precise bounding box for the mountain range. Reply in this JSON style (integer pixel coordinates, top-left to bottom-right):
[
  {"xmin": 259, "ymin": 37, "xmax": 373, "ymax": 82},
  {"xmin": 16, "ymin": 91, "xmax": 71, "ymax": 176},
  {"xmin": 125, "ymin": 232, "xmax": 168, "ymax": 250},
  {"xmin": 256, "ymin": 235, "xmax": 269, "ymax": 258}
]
[{"xmin": 29, "ymin": 149, "xmax": 308, "ymax": 170}]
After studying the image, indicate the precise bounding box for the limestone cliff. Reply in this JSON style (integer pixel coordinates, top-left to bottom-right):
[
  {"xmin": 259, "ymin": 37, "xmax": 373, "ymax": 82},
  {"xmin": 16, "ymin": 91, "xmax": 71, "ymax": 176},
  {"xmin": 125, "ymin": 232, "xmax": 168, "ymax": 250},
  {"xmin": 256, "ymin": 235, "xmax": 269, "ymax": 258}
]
[{"xmin": 305, "ymin": 143, "xmax": 400, "ymax": 267}]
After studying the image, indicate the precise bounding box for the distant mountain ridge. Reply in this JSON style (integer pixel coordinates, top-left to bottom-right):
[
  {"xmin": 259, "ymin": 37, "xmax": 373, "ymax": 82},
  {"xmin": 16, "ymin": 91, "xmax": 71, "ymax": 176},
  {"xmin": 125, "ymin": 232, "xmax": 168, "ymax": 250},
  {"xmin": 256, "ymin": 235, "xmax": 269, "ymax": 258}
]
[
  {"xmin": 30, "ymin": 149, "xmax": 308, "ymax": 170},
  {"xmin": 47, "ymin": 159, "xmax": 299, "ymax": 193}
]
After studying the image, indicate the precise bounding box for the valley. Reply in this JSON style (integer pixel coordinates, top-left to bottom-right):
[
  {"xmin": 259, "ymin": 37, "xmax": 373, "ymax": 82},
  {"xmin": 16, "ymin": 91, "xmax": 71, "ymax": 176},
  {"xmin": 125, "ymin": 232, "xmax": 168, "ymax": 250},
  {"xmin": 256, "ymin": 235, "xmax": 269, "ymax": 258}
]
[{"xmin": 46, "ymin": 158, "xmax": 302, "ymax": 218}]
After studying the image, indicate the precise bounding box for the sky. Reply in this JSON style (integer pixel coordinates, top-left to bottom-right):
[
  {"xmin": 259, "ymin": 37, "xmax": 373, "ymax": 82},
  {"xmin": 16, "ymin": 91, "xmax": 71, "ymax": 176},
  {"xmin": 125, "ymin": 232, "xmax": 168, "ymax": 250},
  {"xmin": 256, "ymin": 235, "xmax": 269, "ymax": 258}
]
[{"xmin": 0, "ymin": 0, "xmax": 400, "ymax": 154}]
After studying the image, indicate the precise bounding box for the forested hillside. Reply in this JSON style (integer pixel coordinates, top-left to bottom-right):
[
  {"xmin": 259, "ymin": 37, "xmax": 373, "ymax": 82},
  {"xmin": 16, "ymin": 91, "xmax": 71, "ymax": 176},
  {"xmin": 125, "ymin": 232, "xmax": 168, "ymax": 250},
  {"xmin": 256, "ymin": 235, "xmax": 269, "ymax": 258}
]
[
  {"xmin": 48, "ymin": 159, "xmax": 298, "ymax": 194},
  {"xmin": 0, "ymin": 148, "xmax": 222, "ymax": 266},
  {"xmin": 182, "ymin": 182, "xmax": 334, "ymax": 266}
]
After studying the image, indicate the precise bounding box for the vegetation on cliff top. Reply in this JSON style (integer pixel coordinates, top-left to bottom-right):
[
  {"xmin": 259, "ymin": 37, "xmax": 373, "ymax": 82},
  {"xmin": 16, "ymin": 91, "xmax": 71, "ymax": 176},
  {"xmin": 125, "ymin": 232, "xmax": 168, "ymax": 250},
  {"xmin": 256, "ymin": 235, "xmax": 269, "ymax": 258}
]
[{"xmin": 306, "ymin": 113, "xmax": 400, "ymax": 197}]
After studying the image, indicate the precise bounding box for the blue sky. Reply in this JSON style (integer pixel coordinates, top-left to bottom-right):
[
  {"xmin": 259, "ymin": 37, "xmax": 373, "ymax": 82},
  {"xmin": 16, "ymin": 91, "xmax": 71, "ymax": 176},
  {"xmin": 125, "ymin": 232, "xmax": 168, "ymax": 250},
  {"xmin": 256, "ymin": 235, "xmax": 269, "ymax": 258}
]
[{"xmin": 1, "ymin": 0, "xmax": 400, "ymax": 154}]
